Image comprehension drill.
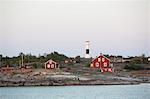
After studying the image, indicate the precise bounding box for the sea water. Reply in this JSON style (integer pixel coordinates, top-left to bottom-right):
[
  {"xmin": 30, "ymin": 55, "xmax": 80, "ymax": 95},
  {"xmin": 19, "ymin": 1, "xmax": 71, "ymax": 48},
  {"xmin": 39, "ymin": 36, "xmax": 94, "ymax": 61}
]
[{"xmin": 0, "ymin": 84, "xmax": 150, "ymax": 99}]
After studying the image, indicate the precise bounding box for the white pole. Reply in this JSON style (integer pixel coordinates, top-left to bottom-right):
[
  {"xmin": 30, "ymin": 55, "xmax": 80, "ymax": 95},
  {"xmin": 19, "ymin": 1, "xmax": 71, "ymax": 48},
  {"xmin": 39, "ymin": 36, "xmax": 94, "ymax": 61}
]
[{"xmin": 21, "ymin": 53, "xmax": 23, "ymax": 67}]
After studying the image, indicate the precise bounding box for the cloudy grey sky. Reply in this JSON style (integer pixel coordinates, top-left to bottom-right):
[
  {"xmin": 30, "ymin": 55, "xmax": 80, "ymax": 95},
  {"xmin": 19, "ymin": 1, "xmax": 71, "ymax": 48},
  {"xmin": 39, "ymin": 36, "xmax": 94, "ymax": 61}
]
[{"xmin": 0, "ymin": 0, "xmax": 149, "ymax": 57}]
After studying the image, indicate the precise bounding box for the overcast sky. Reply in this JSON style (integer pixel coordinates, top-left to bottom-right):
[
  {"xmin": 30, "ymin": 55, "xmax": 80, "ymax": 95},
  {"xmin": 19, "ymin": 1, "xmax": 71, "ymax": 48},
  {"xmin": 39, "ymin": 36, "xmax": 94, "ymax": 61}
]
[{"xmin": 0, "ymin": 0, "xmax": 149, "ymax": 57}]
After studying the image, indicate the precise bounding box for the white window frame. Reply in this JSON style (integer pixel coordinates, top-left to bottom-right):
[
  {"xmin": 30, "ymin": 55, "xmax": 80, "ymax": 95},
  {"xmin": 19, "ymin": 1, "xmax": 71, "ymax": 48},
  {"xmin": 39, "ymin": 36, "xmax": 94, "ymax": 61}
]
[
  {"xmin": 103, "ymin": 62, "xmax": 107, "ymax": 67},
  {"xmin": 47, "ymin": 64, "xmax": 50, "ymax": 68},
  {"xmin": 102, "ymin": 58, "xmax": 105, "ymax": 62},
  {"xmin": 98, "ymin": 58, "xmax": 101, "ymax": 62},
  {"xmin": 51, "ymin": 64, "xmax": 54, "ymax": 68},
  {"xmin": 95, "ymin": 62, "xmax": 99, "ymax": 67}
]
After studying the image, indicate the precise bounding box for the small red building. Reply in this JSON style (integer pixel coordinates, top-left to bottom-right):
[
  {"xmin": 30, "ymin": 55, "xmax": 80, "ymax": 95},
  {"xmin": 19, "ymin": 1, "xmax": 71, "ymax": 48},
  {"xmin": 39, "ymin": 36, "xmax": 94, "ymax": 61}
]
[
  {"xmin": 45, "ymin": 59, "xmax": 59, "ymax": 69},
  {"xmin": 90, "ymin": 53, "xmax": 113, "ymax": 73},
  {"xmin": 0, "ymin": 65, "xmax": 14, "ymax": 72}
]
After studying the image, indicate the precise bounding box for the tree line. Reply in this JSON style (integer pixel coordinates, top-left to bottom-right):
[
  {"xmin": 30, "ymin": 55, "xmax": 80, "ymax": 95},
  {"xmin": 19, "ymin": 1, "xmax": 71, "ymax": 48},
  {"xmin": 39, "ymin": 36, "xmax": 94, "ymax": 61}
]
[{"xmin": 0, "ymin": 51, "xmax": 68, "ymax": 67}]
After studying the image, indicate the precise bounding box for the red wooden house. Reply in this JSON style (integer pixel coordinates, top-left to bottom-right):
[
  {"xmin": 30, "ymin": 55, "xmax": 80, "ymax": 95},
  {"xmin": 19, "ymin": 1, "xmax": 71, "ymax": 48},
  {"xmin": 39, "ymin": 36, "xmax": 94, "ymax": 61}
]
[
  {"xmin": 45, "ymin": 59, "xmax": 59, "ymax": 69},
  {"xmin": 90, "ymin": 53, "xmax": 113, "ymax": 72}
]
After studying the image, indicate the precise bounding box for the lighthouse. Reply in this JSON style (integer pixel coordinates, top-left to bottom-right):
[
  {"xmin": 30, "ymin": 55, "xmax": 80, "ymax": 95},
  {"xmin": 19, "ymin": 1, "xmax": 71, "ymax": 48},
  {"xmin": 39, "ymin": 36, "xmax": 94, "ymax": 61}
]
[{"xmin": 85, "ymin": 41, "xmax": 90, "ymax": 58}]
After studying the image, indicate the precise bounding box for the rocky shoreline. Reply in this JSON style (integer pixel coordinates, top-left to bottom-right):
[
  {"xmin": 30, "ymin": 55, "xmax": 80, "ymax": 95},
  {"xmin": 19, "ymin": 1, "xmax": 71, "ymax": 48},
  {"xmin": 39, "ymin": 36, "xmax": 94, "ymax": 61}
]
[
  {"xmin": 0, "ymin": 81, "xmax": 140, "ymax": 87},
  {"xmin": 0, "ymin": 69, "xmax": 146, "ymax": 87}
]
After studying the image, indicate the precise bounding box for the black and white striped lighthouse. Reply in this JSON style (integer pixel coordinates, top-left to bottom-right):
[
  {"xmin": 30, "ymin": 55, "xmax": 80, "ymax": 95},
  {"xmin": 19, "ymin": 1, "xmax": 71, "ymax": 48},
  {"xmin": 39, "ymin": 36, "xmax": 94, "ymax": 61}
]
[{"xmin": 85, "ymin": 41, "xmax": 90, "ymax": 58}]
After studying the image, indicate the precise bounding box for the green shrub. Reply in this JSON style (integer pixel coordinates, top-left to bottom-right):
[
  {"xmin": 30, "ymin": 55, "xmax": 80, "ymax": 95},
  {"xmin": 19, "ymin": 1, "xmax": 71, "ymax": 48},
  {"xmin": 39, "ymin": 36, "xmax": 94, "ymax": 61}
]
[
  {"xmin": 124, "ymin": 62, "xmax": 142, "ymax": 70},
  {"xmin": 32, "ymin": 63, "xmax": 43, "ymax": 69},
  {"xmin": 85, "ymin": 63, "xmax": 90, "ymax": 67}
]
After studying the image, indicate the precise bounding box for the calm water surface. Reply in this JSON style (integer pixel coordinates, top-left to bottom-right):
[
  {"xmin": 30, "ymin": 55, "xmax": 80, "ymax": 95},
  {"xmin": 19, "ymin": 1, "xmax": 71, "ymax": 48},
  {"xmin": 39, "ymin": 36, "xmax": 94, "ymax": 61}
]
[{"xmin": 0, "ymin": 84, "xmax": 150, "ymax": 99}]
